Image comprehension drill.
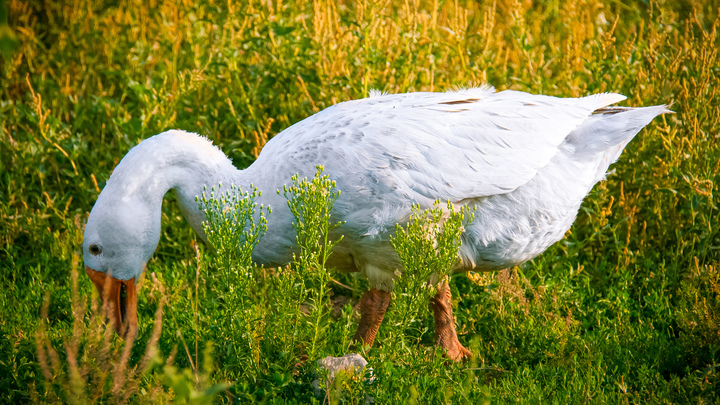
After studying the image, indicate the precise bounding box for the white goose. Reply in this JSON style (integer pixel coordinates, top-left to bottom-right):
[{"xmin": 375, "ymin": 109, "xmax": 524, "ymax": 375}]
[{"xmin": 83, "ymin": 86, "xmax": 668, "ymax": 361}]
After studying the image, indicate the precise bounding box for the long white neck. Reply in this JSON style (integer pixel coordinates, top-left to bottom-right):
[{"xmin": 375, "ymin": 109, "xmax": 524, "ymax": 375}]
[
  {"xmin": 106, "ymin": 130, "xmax": 245, "ymax": 241},
  {"xmin": 86, "ymin": 130, "xmax": 280, "ymax": 280},
  {"xmin": 90, "ymin": 130, "xmax": 305, "ymax": 279}
]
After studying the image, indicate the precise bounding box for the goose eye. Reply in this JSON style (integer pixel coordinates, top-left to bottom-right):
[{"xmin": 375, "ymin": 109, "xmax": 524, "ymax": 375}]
[{"xmin": 89, "ymin": 244, "xmax": 102, "ymax": 255}]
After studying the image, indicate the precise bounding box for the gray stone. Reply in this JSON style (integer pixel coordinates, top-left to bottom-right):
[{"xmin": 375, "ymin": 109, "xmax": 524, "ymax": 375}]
[{"xmin": 312, "ymin": 353, "xmax": 374, "ymax": 402}]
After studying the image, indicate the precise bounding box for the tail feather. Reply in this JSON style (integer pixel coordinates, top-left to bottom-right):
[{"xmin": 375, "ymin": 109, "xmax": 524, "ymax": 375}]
[{"xmin": 564, "ymin": 105, "xmax": 670, "ymax": 158}]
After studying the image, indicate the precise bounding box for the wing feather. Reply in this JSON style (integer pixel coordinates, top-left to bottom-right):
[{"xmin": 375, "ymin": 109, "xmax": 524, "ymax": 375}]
[{"xmin": 257, "ymin": 87, "xmax": 626, "ymax": 205}]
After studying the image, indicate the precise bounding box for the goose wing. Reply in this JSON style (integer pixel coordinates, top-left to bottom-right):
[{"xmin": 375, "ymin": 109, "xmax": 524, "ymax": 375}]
[{"xmin": 257, "ymin": 86, "xmax": 626, "ymax": 202}]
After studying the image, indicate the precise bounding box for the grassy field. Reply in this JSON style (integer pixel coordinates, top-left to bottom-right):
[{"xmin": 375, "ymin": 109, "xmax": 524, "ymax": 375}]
[{"xmin": 1, "ymin": 0, "xmax": 719, "ymax": 403}]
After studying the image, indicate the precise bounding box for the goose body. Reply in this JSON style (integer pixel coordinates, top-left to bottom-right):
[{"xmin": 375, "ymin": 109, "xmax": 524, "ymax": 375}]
[{"xmin": 83, "ymin": 86, "xmax": 668, "ymax": 358}]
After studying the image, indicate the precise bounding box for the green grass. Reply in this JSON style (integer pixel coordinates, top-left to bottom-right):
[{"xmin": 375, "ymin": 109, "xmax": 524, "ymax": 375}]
[{"xmin": 1, "ymin": 0, "xmax": 719, "ymax": 403}]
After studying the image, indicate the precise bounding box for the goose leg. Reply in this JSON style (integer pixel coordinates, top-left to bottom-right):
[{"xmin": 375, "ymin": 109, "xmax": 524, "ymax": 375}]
[
  {"xmin": 352, "ymin": 288, "xmax": 392, "ymax": 349},
  {"xmin": 431, "ymin": 279, "xmax": 471, "ymax": 361}
]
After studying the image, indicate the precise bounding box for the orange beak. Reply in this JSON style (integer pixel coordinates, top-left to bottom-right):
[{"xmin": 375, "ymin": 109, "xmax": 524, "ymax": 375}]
[{"xmin": 85, "ymin": 266, "xmax": 138, "ymax": 339}]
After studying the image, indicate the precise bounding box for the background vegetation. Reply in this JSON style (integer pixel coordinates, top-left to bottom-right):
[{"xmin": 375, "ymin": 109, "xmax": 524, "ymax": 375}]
[{"xmin": 1, "ymin": 0, "xmax": 719, "ymax": 402}]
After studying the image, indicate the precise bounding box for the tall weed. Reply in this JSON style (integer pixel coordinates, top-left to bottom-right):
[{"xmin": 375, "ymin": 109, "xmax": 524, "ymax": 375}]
[
  {"xmin": 387, "ymin": 201, "xmax": 473, "ymax": 350},
  {"xmin": 282, "ymin": 166, "xmax": 343, "ymax": 360},
  {"xmin": 197, "ymin": 184, "xmax": 269, "ymax": 374}
]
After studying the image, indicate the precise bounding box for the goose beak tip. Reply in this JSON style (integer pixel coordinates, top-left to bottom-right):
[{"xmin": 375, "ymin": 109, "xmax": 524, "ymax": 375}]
[{"xmin": 85, "ymin": 266, "xmax": 138, "ymax": 339}]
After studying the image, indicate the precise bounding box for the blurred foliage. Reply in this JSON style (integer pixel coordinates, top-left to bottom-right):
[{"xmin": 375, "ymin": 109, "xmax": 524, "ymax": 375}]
[{"xmin": 1, "ymin": 0, "xmax": 719, "ymax": 403}]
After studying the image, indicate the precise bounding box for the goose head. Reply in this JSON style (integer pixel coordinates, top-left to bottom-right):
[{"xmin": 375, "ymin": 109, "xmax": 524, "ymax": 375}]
[
  {"xmin": 81, "ymin": 130, "xmax": 239, "ymax": 339},
  {"xmin": 83, "ymin": 173, "xmax": 163, "ymax": 339}
]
